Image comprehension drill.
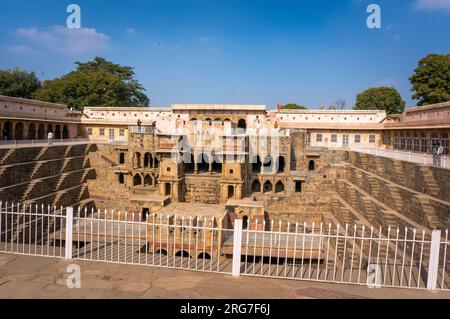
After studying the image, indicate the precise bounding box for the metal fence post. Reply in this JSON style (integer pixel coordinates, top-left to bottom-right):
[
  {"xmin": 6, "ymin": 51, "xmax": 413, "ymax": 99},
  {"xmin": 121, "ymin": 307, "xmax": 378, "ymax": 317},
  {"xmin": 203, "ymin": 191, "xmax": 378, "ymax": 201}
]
[
  {"xmin": 427, "ymin": 230, "xmax": 441, "ymax": 290},
  {"xmin": 232, "ymin": 219, "xmax": 243, "ymax": 277},
  {"xmin": 65, "ymin": 207, "xmax": 74, "ymax": 259}
]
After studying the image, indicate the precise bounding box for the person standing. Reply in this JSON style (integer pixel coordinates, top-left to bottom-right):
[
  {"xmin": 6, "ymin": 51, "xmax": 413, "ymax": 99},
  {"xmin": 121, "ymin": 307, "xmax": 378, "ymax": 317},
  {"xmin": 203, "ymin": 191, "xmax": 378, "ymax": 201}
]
[
  {"xmin": 432, "ymin": 143, "xmax": 438, "ymax": 166},
  {"xmin": 437, "ymin": 142, "xmax": 444, "ymax": 167},
  {"xmin": 47, "ymin": 131, "xmax": 54, "ymax": 147}
]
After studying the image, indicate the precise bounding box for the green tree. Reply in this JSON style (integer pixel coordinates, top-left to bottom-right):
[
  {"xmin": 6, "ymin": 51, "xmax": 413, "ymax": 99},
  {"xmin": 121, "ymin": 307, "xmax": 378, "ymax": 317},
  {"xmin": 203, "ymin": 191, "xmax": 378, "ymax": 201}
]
[
  {"xmin": 33, "ymin": 57, "xmax": 149, "ymax": 109},
  {"xmin": 0, "ymin": 68, "xmax": 41, "ymax": 99},
  {"xmin": 282, "ymin": 103, "xmax": 307, "ymax": 110},
  {"xmin": 354, "ymin": 87, "xmax": 405, "ymax": 115},
  {"xmin": 409, "ymin": 53, "xmax": 450, "ymax": 106}
]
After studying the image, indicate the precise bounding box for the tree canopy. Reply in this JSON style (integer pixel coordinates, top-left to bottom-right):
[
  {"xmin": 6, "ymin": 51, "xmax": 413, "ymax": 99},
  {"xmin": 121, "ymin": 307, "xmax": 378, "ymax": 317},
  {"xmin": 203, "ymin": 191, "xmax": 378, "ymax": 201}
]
[
  {"xmin": 33, "ymin": 57, "xmax": 149, "ymax": 109},
  {"xmin": 282, "ymin": 103, "xmax": 307, "ymax": 110},
  {"xmin": 354, "ymin": 87, "xmax": 405, "ymax": 115},
  {"xmin": 0, "ymin": 68, "xmax": 41, "ymax": 99},
  {"xmin": 409, "ymin": 53, "xmax": 450, "ymax": 106}
]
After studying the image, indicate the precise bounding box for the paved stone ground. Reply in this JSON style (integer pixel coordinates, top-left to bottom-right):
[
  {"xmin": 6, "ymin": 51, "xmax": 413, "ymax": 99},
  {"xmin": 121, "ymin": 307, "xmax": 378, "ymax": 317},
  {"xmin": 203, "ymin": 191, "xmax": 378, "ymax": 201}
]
[{"xmin": 0, "ymin": 253, "xmax": 449, "ymax": 299}]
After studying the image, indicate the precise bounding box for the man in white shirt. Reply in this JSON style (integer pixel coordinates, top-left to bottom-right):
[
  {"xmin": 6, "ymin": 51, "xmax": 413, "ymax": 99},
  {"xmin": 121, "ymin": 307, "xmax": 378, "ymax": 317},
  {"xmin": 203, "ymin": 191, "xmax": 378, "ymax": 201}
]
[
  {"xmin": 47, "ymin": 131, "xmax": 53, "ymax": 146},
  {"xmin": 436, "ymin": 143, "xmax": 444, "ymax": 167}
]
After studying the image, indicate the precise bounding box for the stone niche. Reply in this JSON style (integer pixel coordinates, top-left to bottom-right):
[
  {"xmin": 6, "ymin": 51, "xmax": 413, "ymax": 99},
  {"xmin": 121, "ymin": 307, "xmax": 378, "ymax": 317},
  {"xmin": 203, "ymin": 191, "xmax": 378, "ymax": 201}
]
[{"xmin": 225, "ymin": 199, "xmax": 266, "ymax": 230}]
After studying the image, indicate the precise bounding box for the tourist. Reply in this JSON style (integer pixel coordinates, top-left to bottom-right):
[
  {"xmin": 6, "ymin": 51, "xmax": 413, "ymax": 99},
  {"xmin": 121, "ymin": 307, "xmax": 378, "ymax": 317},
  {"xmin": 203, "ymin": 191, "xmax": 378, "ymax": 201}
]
[
  {"xmin": 47, "ymin": 131, "xmax": 54, "ymax": 146},
  {"xmin": 432, "ymin": 143, "xmax": 438, "ymax": 166},
  {"xmin": 436, "ymin": 142, "xmax": 444, "ymax": 167}
]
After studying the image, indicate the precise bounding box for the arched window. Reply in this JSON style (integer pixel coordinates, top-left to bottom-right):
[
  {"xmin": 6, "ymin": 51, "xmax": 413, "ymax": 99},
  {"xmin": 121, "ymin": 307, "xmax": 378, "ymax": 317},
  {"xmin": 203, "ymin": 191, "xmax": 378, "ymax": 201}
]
[
  {"xmin": 393, "ymin": 131, "xmax": 399, "ymax": 149},
  {"xmin": 308, "ymin": 160, "xmax": 315, "ymax": 171},
  {"xmin": 252, "ymin": 156, "xmax": 262, "ymax": 173},
  {"xmin": 413, "ymin": 132, "xmax": 419, "ymax": 152},
  {"xmin": 14, "ymin": 122, "xmax": 24, "ymax": 140},
  {"xmin": 144, "ymin": 153, "xmax": 152, "ymax": 168},
  {"xmin": 251, "ymin": 180, "xmax": 261, "ymax": 193},
  {"xmin": 406, "ymin": 132, "xmax": 412, "ymax": 150},
  {"xmin": 28, "ymin": 123, "xmax": 36, "ymax": 140},
  {"xmin": 133, "ymin": 174, "xmax": 142, "ymax": 186},
  {"xmin": 37, "ymin": 124, "xmax": 45, "ymax": 139},
  {"xmin": 144, "ymin": 174, "xmax": 152, "ymax": 186},
  {"xmin": 263, "ymin": 181, "xmax": 272, "ymax": 193},
  {"xmin": 62, "ymin": 125, "xmax": 69, "ymax": 139},
  {"xmin": 442, "ymin": 132, "xmax": 449, "ymax": 155},
  {"xmin": 134, "ymin": 152, "xmax": 142, "ymax": 168},
  {"xmin": 227, "ymin": 185, "xmax": 234, "ymax": 198},
  {"xmin": 276, "ymin": 156, "xmax": 285, "ymax": 173},
  {"xmin": 212, "ymin": 155, "xmax": 222, "ymax": 173},
  {"xmin": 431, "ymin": 132, "xmax": 439, "ymax": 147},
  {"xmin": 400, "ymin": 132, "xmax": 406, "ymax": 149},
  {"xmin": 242, "ymin": 216, "xmax": 249, "ymax": 230},
  {"xmin": 262, "ymin": 155, "xmax": 272, "ymax": 174},
  {"xmin": 275, "ymin": 181, "xmax": 285, "ymax": 193},
  {"xmin": 197, "ymin": 153, "xmax": 209, "ymax": 173},
  {"xmin": 2, "ymin": 121, "xmax": 13, "ymax": 140},
  {"xmin": 55, "ymin": 125, "xmax": 61, "ymax": 139},
  {"xmin": 237, "ymin": 119, "xmax": 247, "ymax": 130},
  {"xmin": 421, "ymin": 131, "xmax": 427, "ymax": 153}
]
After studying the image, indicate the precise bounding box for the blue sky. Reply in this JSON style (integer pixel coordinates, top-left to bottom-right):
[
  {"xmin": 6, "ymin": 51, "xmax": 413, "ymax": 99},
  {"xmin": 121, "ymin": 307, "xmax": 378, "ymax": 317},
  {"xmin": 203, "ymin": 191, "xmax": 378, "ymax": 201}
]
[{"xmin": 0, "ymin": 0, "xmax": 449, "ymax": 108}]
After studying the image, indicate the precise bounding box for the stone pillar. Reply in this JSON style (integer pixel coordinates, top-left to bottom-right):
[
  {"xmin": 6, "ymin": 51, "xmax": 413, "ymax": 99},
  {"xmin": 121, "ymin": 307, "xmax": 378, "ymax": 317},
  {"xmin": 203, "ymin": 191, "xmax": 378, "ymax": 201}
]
[
  {"xmin": 194, "ymin": 162, "xmax": 198, "ymax": 174},
  {"xmin": 208, "ymin": 161, "xmax": 212, "ymax": 174},
  {"xmin": 236, "ymin": 184, "xmax": 242, "ymax": 200}
]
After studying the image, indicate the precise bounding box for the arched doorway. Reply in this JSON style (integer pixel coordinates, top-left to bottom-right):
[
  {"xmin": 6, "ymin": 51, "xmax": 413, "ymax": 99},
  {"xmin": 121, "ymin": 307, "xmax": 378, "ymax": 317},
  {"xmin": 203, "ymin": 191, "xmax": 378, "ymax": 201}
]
[
  {"xmin": 184, "ymin": 154, "xmax": 195, "ymax": 173},
  {"xmin": 276, "ymin": 156, "xmax": 285, "ymax": 173},
  {"xmin": 28, "ymin": 123, "xmax": 36, "ymax": 140},
  {"xmin": 308, "ymin": 160, "xmax": 315, "ymax": 171},
  {"xmin": 165, "ymin": 183, "xmax": 171, "ymax": 196},
  {"xmin": 134, "ymin": 152, "xmax": 142, "ymax": 168},
  {"xmin": 275, "ymin": 181, "xmax": 285, "ymax": 193},
  {"xmin": 227, "ymin": 185, "xmax": 234, "ymax": 199},
  {"xmin": 14, "ymin": 122, "xmax": 24, "ymax": 140},
  {"xmin": 175, "ymin": 250, "xmax": 190, "ymax": 258},
  {"xmin": 198, "ymin": 252, "xmax": 211, "ymax": 259},
  {"xmin": 242, "ymin": 216, "xmax": 249, "ymax": 230},
  {"xmin": 237, "ymin": 119, "xmax": 247, "ymax": 130},
  {"xmin": 262, "ymin": 155, "xmax": 272, "ymax": 173},
  {"xmin": 118, "ymin": 173, "xmax": 125, "ymax": 184},
  {"xmin": 54, "ymin": 125, "xmax": 61, "ymax": 139},
  {"xmin": 2, "ymin": 121, "xmax": 13, "ymax": 140},
  {"xmin": 37, "ymin": 124, "xmax": 45, "ymax": 139},
  {"xmin": 133, "ymin": 174, "xmax": 142, "ymax": 186},
  {"xmin": 251, "ymin": 180, "xmax": 261, "ymax": 193},
  {"xmin": 197, "ymin": 153, "xmax": 209, "ymax": 173},
  {"xmin": 212, "ymin": 155, "xmax": 222, "ymax": 173},
  {"xmin": 62, "ymin": 125, "xmax": 69, "ymax": 139},
  {"xmin": 144, "ymin": 153, "xmax": 152, "ymax": 168},
  {"xmin": 144, "ymin": 174, "xmax": 152, "ymax": 186},
  {"xmin": 263, "ymin": 181, "xmax": 272, "ymax": 193},
  {"xmin": 252, "ymin": 156, "xmax": 262, "ymax": 173}
]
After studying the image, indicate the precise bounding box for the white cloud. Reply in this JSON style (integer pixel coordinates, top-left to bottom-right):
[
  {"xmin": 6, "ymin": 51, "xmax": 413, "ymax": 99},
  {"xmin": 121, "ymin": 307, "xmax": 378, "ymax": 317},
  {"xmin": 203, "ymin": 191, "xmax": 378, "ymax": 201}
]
[
  {"xmin": 3, "ymin": 45, "xmax": 39, "ymax": 56},
  {"xmin": 15, "ymin": 26, "xmax": 110, "ymax": 55},
  {"xmin": 414, "ymin": 0, "xmax": 450, "ymax": 11},
  {"xmin": 126, "ymin": 28, "xmax": 136, "ymax": 35}
]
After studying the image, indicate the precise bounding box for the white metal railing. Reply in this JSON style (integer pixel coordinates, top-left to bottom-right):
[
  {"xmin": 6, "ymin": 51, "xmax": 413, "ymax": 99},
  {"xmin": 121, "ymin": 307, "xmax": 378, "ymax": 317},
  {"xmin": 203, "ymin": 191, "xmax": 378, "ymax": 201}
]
[
  {"xmin": 350, "ymin": 145, "xmax": 450, "ymax": 169},
  {"xmin": 0, "ymin": 201, "xmax": 449, "ymax": 292},
  {"xmin": 0, "ymin": 138, "xmax": 91, "ymax": 149}
]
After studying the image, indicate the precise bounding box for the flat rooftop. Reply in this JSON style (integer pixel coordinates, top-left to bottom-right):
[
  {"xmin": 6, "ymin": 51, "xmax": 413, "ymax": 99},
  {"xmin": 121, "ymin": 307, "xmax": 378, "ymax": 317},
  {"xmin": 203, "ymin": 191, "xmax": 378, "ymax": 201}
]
[{"xmin": 171, "ymin": 104, "xmax": 267, "ymax": 111}]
